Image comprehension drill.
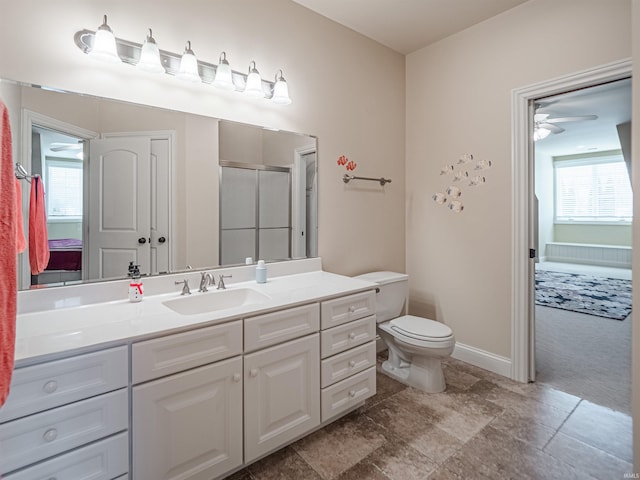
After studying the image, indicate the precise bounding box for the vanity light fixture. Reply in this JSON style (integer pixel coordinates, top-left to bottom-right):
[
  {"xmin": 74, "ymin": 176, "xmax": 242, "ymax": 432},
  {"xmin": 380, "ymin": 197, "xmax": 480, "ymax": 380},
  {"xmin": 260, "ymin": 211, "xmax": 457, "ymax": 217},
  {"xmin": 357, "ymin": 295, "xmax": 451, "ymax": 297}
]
[
  {"xmin": 136, "ymin": 29, "xmax": 164, "ymax": 74},
  {"xmin": 176, "ymin": 41, "xmax": 201, "ymax": 83},
  {"xmin": 212, "ymin": 52, "xmax": 235, "ymax": 90},
  {"xmin": 244, "ymin": 61, "xmax": 265, "ymax": 98},
  {"xmin": 88, "ymin": 15, "xmax": 121, "ymax": 64},
  {"xmin": 271, "ymin": 70, "xmax": 292, "ymax": 105},
  {"xmin": 74, "ymin": 15, "xmax": 292, "ymax": 105}
]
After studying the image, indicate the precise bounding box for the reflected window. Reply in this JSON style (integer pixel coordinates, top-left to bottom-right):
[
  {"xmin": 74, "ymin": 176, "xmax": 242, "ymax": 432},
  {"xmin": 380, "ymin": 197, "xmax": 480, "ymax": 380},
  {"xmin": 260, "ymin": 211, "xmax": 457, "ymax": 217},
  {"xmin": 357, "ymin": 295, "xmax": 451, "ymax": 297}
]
[{"xmin": 45, "ymin": 158, "xmax": 83, "ymax": 220}]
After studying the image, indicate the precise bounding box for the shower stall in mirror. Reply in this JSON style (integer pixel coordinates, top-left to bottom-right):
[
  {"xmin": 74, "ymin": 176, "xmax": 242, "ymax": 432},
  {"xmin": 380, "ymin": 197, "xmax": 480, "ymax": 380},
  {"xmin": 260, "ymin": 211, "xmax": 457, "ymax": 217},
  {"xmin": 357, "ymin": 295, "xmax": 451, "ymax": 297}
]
[{"xmin": 219, "ymin": 163, "xmax": 292, "ymax": 265}]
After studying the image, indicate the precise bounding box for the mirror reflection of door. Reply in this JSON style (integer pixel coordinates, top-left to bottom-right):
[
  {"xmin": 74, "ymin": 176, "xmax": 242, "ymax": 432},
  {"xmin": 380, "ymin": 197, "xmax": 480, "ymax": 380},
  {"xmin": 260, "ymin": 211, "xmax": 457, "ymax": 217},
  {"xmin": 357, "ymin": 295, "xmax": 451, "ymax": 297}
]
[
  {"xmin": 29, "ymin": 126, "xmax": 85, "ymax": 287},
  {"xmin": 219, "ymin": 164, "xmax": 292, "ymax": 265},
  {"xmin": 88, "ymin": 135, "xmax": 171, "ymax": 281}
]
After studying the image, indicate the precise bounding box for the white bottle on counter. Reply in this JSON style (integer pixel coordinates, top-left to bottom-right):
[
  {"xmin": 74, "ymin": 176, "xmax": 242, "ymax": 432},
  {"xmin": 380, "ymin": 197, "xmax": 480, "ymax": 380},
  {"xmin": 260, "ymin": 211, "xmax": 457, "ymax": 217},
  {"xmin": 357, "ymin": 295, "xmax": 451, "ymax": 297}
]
[{"xmin": 256, "ymin": 260, "xmax": 267, "ymax": 283}]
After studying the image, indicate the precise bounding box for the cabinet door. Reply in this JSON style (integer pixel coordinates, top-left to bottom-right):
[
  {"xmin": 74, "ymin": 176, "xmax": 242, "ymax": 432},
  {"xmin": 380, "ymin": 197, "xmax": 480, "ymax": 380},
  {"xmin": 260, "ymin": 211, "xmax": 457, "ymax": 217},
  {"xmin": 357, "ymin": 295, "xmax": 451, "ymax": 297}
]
[
  {"xmin": 244, "ymin": 334, "xmax": 320, "ymax": 463},
  {"xmin": 133, "ymin": 357, "xmax": 243, "ymax": 480}
]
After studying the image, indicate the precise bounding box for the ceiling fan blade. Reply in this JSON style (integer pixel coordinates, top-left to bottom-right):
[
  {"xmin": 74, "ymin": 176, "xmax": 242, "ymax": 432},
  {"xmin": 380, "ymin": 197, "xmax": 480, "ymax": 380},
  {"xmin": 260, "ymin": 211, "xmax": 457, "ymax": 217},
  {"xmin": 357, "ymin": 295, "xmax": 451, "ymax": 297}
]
[
  {"xmin": 545, "ymin": 115, "xmax": 598, "ymax": 124},
  {"xmin": 534, "ymin": 113, "xmax": 550, "ymax": 122},
  {"xmin": 540, "ymin": 123, "xmax": 565, "ymax": 134}
]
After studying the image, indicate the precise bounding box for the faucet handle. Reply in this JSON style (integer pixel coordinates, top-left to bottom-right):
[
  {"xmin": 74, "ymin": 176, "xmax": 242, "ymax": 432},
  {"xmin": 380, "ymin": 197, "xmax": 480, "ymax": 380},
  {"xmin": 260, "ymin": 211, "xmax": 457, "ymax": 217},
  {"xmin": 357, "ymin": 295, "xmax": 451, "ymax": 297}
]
[
  {"xmin": 175, "ymin": 279, "xmax": 191, "ymax": 295},
  {"xmin": 217, "ymin": 274, "xmax": 232, "ymax": 290}
]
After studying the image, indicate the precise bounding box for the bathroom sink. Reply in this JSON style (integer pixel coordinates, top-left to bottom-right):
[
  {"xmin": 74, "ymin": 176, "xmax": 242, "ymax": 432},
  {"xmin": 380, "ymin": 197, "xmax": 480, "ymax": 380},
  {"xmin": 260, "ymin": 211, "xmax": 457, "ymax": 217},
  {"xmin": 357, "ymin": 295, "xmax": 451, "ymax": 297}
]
[{"xmin": 162, "ymin": 288, "xmax": 270, "ymax": 315}]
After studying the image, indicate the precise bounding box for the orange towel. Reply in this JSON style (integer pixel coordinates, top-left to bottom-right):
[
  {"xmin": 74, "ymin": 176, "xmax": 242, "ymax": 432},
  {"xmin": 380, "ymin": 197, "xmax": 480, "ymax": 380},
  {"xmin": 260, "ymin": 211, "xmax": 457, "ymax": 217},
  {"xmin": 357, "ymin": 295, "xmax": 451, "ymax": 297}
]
[
  {"xmin": 28, "ymin": 175, "xmax": 50, "ymax": 275},
  {"xmin": 0, "ymin": 100, "xmax": 17, "ymax": 408},
  {"xmin": 15, "ymin": 179, "xmax": 25, "ymax": 253}
]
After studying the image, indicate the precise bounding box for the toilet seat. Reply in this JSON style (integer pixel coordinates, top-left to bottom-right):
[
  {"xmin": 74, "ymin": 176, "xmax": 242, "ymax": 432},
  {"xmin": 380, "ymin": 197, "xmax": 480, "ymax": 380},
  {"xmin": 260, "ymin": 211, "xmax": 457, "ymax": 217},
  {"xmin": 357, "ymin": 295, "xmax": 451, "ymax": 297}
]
[{"xmin": 390, "ymin": 315, "xmax": 453, "ymax": 341}]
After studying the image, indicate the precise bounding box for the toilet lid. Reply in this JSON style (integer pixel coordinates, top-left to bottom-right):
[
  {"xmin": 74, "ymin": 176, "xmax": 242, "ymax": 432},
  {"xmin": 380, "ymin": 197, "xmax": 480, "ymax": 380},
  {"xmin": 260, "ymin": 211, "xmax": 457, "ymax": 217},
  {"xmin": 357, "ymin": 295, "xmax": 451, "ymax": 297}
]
[{"xmin": 390, "ymin": 315, "xmax": 452, "ymax": 340}]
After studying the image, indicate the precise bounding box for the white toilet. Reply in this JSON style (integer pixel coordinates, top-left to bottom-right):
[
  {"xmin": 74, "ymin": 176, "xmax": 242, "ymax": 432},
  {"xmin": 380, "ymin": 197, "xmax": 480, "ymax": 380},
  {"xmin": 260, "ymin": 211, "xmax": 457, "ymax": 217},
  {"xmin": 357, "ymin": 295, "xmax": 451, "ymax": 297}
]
[{"xmin": 355, "ymin": 271, "xmax": 455, "ymax": 393}]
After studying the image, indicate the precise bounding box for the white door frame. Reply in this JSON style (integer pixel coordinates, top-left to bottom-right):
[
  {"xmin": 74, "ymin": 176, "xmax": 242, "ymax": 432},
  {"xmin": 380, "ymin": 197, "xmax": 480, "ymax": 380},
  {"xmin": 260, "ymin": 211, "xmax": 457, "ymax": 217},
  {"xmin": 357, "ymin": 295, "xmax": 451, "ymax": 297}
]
[
  {"xmin": 510, "ymin": 58, "xmax": 632, "ymax": 382},
  {"xmin": 19, "ymin": 110, "xmax": 97, "ymax": 289}
]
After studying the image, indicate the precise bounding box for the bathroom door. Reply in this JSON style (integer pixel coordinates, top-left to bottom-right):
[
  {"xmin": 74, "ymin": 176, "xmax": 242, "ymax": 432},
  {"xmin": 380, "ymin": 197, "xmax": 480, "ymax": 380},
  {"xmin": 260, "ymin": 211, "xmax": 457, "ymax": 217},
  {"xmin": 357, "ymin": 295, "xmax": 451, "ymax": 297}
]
[{"xmin": 87, "ymin": 136, "xmax": 171, "ymax": 280}]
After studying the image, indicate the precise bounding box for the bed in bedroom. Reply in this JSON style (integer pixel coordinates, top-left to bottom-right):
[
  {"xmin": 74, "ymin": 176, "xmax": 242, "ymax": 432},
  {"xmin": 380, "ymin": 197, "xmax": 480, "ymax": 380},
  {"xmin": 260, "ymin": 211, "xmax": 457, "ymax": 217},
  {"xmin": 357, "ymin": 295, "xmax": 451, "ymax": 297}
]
[{"xmin": 31, "ymin": 238, "xmax": 83, "ymax": 285}]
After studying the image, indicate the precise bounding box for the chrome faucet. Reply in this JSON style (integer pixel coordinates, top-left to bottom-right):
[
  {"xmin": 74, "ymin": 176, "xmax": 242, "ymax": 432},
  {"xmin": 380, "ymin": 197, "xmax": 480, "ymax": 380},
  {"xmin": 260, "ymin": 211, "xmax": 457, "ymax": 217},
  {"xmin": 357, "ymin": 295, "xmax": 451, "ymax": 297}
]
[
  {"xmin": 199, "ymin": 272, "xmax": 214, "ymax": 292},
  {"xmin": 217, "ymin": 274, "xmax": 232, "ymax": 290},
  {"xmin": 175, "ymin": 279, "xmax": 191, "ymax": 295}
]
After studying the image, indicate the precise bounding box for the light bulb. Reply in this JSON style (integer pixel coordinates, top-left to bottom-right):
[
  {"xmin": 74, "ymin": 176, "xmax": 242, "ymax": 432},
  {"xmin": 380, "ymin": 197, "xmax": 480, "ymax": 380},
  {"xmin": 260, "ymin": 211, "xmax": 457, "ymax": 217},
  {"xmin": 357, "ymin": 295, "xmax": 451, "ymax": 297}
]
[
  {"xmin": 272, "ymin": 70, "xmax": 292, "ymax": 105},
  {"xmin": 137, "ymin": 29, "xmax": 164, "ymax": 74},
  {"xmin": 244, "ymin": 61, "xmax": 265, "ymax": 98},
  {"xmin": 213, "ymin": 52, "xmax": 235, "ymax": 90},
  {"xmin": 88, "ymin": 15, "xmax": 121, "ymax": 64},
  {"xmin": 176, "ymin": 41, "xmax": 201, "ymax": 83}
]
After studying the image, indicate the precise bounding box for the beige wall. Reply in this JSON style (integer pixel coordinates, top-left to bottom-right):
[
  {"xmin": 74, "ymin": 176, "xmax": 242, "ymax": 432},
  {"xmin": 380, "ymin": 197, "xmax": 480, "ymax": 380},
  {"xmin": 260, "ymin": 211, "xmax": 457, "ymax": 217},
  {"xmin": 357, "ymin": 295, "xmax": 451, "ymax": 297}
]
[
  {"xmin": 406, "ymin": 0, "xmax": 631, "ymax": 358},
  {"xmin": 553, "ymin": 224, "xmax": 632, "ymax": 246},
  {"xmin": 632, "ymin": 0, "xmax": 639, "ymax": 470},
  {"xmin": 0, "ymin": 0, "xmax": 406, "ymax": 277}
]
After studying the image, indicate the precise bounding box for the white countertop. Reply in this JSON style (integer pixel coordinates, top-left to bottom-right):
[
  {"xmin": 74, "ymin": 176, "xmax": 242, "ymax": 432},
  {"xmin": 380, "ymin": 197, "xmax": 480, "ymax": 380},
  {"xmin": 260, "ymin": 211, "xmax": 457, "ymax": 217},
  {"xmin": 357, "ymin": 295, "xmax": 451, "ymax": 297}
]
[{"xmin": 15, "ymin": 269, "xmax": 377, "ymax": 366}]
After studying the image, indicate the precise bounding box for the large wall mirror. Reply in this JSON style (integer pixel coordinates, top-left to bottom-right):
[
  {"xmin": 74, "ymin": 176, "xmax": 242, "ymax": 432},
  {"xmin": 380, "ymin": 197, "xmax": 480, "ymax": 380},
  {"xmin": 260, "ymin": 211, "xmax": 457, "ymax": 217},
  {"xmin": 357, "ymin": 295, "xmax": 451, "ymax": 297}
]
[{"xmin": 0, "ymin": 80, "xmax": 318, "ymax": 290}]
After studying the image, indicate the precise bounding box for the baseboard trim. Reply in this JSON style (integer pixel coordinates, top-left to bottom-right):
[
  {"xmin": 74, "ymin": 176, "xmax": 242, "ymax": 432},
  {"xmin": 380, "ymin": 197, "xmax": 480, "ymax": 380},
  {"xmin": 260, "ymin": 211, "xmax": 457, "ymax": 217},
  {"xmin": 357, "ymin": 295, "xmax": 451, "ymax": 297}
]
[{"xmin": 452, "ymin": 342, "xmax": 512, "ymax": 378}]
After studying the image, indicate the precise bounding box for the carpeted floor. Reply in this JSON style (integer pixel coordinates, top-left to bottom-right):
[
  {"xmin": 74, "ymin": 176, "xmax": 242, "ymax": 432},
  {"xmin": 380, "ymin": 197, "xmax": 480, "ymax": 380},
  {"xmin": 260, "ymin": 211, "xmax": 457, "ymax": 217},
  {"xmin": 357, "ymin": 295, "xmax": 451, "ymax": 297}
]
[{"xmin": 535, "ymin": 263, "xmax": 632, "ymax": 415}]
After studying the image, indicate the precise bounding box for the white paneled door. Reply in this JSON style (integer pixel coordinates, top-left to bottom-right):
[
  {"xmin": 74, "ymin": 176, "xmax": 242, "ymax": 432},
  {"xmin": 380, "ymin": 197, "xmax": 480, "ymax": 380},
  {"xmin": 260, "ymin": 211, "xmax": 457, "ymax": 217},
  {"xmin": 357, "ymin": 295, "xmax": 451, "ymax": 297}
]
[{"xmin": 87, "ymin": 136, "xmax": 170, "ymax": 280}]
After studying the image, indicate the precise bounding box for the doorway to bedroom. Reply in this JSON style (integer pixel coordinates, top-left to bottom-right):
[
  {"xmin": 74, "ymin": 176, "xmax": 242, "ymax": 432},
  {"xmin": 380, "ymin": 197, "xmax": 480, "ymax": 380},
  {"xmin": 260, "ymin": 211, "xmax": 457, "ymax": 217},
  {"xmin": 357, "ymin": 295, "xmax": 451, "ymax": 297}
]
[{"xmin": 532, "ymin": 78, "xmax": 632, "ymax": 415}]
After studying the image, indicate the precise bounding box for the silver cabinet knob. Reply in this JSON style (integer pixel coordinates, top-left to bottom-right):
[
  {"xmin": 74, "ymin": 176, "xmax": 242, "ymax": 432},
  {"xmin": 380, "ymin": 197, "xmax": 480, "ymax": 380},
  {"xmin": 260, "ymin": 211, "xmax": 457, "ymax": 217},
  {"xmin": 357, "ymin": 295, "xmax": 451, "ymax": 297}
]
[
  {"xmin": 349, "ymin": 390, "xmax": 356, "ymax": 398},
  {"xmin": 349, "ymin": 360, "xmax": 356, "ymax": 368},
  {"xmin": 232, "ymin": 373, "xmax": 241, "ymax": 382},
  {"xmin": 249, "ymin": 369, "xmax": 259, "ymax": 377},
  {"xmin": 43, "ymin": 428, "xmax": 58, "ymax": 442},
  {"xmin": 348, "ymin": 332, "xmax": 356, "ymax": 340},
  {"xmin": 348, "ymin": 306, "xmax": 356, "ymax": 313},
  {"xmin": 43, "ymin": 380, "xmax": 58, "ymax": 394}
]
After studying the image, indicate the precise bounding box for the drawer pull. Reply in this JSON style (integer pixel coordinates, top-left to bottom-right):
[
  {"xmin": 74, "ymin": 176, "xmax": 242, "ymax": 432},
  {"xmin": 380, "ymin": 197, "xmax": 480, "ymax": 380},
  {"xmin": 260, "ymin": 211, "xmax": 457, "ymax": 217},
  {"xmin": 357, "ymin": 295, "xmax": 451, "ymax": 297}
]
[
  {"xmin": 348, "ymin": 332, "xmax": 356, "ymax": 340},
  {"xmin": 349, "ymin": 360, "xmax": 356, "ymax": 368},
  {"xmin": 43, "ymin": 428, "xmax": 58, "ymax": 442},
  {"xmin": 348, "ymin": 306, "xmax": 356, "ymax": 313},
  {"xmin": 43, "ymin": 380, "xmax": 58, "ymax": 394},
  {"xmin": 250, "ymin": 368, "xmax": 259, "ymax": 377},
  {"xmin": 232, "ymin": 373, "xmax": 241, "ymax": 382},
  {"xmin": 349, "ymin": 390, "xmax": 356, "ymax": 398}
]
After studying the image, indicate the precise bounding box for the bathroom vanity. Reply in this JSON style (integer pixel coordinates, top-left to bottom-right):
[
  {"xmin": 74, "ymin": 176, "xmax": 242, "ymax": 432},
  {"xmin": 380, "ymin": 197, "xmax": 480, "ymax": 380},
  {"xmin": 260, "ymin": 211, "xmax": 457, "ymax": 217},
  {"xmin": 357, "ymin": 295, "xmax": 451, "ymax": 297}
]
[{"xmin": 0, "ymin": 260, "xmax": 377, "ymax": 479}]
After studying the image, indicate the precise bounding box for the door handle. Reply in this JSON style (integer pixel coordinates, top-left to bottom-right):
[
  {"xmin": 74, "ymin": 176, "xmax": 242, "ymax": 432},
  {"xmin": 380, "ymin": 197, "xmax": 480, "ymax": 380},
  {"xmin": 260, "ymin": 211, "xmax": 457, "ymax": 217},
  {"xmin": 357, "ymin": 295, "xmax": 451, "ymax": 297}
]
[
  {"xmin": 138, "ymin": 237, "xmax": 147, "ymax": 244},
  {"xmin": 158, "ymin": 236, "xmax": 166, "ymax": 243}
]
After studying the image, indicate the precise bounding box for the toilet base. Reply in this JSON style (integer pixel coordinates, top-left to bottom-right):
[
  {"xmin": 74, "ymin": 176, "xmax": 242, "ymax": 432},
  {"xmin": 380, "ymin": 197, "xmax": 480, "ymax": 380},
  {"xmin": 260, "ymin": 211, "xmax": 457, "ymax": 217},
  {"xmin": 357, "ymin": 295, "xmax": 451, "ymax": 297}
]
[{"xmin": 381, "ymin": 356, "xmax": 446, "ymax": 393}]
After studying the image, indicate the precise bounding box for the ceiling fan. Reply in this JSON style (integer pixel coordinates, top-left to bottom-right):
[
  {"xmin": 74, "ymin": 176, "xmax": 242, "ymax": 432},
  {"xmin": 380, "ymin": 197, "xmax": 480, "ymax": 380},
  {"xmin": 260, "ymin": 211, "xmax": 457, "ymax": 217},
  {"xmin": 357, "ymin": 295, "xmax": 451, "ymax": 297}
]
[{"xmin": 533, "ymin": 109, "xmax": 598, "ymax": 141}]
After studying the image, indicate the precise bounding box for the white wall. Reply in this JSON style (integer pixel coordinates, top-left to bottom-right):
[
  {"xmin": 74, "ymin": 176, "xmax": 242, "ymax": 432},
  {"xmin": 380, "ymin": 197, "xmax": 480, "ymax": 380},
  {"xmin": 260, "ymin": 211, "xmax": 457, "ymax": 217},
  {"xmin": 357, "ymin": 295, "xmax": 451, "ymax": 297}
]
[
  {"xmin": 0, "ymin": 0, "xmax": 406, "ymax": 277},
  {"xmin": 406, "ymin": 0, "xmax": 631, "ymax": 359},
  {"xmin": 534, "ymin": 152, "xmax": 554, "ymax": 259}
]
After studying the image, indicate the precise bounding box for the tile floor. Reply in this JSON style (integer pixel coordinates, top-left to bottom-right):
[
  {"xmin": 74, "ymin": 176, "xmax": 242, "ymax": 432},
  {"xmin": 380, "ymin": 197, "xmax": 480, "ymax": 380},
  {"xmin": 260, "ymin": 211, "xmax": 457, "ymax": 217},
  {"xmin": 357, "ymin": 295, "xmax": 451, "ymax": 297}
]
[{"xmin": 228, "ymin": 355, "xmax": 634, "ymax": 480}]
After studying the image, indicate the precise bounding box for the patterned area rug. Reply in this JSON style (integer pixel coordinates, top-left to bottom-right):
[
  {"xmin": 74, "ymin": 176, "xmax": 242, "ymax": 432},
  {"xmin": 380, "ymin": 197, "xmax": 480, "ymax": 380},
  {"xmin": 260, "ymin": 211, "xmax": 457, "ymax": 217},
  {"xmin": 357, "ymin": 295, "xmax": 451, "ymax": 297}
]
[{"xmin": 535, "ymin": 270, "xmax": 632, "ymax": 321}]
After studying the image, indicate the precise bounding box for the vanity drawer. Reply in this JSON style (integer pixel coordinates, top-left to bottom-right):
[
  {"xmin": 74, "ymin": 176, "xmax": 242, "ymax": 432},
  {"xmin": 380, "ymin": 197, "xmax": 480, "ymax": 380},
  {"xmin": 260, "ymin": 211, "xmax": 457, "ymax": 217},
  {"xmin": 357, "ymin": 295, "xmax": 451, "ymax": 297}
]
[
  {"xmin": 0, "ymin": 388, "xmax": 128, "ymax": 475},
  {"xmin": 321, "ymin": 341, "xmax": 376, "ymax": 388},
  {"xmin": 244, "ymin": 303, "xmax": 319, "ymax": 352},
  {"xmin": 0, "ymin": 346, "xmax": 128, "ymax": 424},
  {"xmin": 320, "ymin": 315, "xmax": 376, "ymax": 359},
  {"xmin": 3, "ymin": 431, "xmax": 128, "ymax": 480},
  {"xmin": 133, "ymin": 320, "xmax": 242, "ymax": 384},
  {"xmin": 321, "ymin": 291, "xmax": 376, "ymax": 329},
  {"xmin": 321, "ymin": 367, "xmax": 376, "ymax": 422}
]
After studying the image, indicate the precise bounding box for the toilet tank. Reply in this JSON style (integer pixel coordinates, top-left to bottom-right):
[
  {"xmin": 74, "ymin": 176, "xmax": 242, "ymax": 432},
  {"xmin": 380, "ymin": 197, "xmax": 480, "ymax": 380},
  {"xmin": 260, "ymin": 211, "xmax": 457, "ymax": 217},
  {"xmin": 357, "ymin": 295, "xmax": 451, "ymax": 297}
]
[{"xmin": 354, "ymin": 271, "xmax": 409, "ymax": 323}]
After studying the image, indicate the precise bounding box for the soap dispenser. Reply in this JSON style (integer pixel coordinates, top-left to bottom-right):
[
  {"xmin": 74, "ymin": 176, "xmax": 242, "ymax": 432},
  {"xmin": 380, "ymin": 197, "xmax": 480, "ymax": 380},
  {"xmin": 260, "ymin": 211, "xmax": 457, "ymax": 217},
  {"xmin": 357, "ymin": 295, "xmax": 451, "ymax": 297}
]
[
  {"xmin": 128, "ymin": 262, "xmax": 144, "ymax": 302},
  {"xmin": 256, "ymin": 260, "xmax": 267, "ymax": 284}
]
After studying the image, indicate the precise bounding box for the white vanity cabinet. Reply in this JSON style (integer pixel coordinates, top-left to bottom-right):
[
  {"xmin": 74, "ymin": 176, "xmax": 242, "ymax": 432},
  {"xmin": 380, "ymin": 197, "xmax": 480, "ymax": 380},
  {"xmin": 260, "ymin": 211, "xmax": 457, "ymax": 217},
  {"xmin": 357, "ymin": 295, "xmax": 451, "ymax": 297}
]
[
  {"xmin": 0, "ymin": 346, "xmax": 129, "ymax": 479},
  {"xmin": 132, "ymin": 320, "xmax": 243, "ymax": 480},
  {"xmin": 320, "ymin": 292, "xmax": 377, "ymax": 422},
  {"xmin": 243, "ymin": 304, "xmax": 320, "ymax": 462}
]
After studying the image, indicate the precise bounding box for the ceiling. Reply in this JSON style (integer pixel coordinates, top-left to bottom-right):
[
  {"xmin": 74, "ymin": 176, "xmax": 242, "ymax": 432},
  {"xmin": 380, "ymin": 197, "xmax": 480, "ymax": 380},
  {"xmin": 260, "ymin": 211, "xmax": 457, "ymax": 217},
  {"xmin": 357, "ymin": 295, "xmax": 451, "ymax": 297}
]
[
  {"xmin": 292, "ymin": 1, "xmax": 631, "ymax": 156},
  {"xmin": 291, "ymin": 0, "xmax": 529, "ymax": 54},
  {"xmin": 534, "ymin": 78, "xmax": 632, "ymax": 157}
]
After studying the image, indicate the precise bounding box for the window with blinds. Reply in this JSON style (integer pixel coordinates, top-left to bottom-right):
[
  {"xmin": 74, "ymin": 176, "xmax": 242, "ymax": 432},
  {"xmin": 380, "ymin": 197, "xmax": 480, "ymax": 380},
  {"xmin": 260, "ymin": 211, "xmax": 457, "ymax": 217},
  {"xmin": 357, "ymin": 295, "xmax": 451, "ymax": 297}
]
[
  {"xmin": 554, "ymin": 154, "xmax": 632, "ymax": 224},
  {"xmin": 45, "ymin": 158, "xmax": 83, "ymax": 220}
]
